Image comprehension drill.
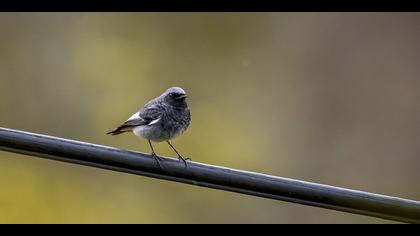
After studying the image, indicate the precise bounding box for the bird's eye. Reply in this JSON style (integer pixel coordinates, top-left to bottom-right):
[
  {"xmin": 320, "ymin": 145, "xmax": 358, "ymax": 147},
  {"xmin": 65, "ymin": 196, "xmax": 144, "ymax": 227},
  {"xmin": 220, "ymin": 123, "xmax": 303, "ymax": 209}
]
[
  {"xmin": 170, "ymin": 92, "xmax": 182, "ymax": 98},
  {"xmin": 169, "ymin": 92, "xmax": 186, "ymax": 100}
]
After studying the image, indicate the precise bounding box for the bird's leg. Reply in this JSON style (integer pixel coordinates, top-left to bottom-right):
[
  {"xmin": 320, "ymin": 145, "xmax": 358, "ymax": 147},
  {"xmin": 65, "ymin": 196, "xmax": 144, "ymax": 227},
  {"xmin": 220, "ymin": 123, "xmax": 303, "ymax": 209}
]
[
  {"xmin": 166, "ymin": 141, "xmax": 189, "ymax": 167},
  {"xmin": 148, "ymin": 139, "xmax": 163, "ymax": 169}
]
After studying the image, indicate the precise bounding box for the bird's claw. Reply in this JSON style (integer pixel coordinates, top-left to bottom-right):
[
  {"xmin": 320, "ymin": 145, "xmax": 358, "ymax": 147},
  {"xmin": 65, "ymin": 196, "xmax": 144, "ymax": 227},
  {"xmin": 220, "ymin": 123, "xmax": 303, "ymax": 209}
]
[
  {"xmin": 151, "ymin": 153, "xmax": 164, "ymax": 169},
  {"xmin": 178, "ymin": 156, "xmax": 189, "ymax": 168}
]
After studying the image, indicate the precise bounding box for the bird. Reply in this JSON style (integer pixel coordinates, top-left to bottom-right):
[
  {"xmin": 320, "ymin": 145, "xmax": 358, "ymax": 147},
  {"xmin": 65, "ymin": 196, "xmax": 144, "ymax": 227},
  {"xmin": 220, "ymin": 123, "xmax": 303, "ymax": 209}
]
[{"xmin": 106, "ymin": 87, "xmax": 191, "ymax": 168}]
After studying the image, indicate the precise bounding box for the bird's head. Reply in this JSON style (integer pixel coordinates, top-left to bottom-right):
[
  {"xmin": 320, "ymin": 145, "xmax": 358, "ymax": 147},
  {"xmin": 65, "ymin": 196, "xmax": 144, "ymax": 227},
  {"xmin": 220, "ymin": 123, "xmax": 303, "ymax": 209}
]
[{"xmin": 162, "ymin": 87, "xmax": 188, "ymax": 106}]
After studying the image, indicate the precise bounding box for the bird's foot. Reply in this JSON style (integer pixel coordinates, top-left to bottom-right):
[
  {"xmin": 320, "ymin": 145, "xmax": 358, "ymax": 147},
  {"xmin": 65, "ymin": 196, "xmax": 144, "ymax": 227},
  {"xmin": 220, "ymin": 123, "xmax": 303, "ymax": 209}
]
[
  {"xmin": 178, "ymin": 155, "xmax": 189, "ymax": 168},
  {"xmin": 151, "ymin": 153, "xmax": 164, "ymax": 169}
]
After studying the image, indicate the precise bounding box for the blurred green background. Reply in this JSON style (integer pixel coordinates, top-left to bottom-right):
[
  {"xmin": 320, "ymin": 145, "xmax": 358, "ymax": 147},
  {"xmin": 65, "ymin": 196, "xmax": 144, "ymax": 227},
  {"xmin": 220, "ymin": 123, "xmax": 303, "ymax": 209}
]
[{"xmin": 0, "ymin": 13, "xmax": 419, "ymax": 223}]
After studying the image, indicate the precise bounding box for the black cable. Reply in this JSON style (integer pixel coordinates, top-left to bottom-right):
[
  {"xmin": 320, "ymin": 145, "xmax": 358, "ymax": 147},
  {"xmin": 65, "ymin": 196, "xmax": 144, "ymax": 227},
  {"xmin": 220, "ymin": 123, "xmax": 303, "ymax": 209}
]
[{"xmin": 0, "ymin": 127, "xmax": 419, "ymax": 223}]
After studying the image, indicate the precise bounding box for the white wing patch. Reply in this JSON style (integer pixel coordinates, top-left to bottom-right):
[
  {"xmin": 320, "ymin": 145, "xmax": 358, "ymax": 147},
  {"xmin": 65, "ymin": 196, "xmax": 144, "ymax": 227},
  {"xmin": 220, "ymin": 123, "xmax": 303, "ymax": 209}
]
[
  {"xmin": 127, "ymin": 112, "xmax": 140, "ymax": 121},
  {"xmin": 127, "ymin": 112, "xmax": 160, "ymax": 126}
]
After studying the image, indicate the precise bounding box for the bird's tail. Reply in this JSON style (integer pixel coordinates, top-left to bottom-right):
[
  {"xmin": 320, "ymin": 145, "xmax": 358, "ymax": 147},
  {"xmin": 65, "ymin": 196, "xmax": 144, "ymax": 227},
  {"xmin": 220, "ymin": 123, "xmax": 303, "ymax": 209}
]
[
  {"xmin": 106, "ymin": 124, "xmax": 134, "ymax": 135},
  {"xmin": 106, "ymin": 128, "xmax": 125, "ymax": 136}
]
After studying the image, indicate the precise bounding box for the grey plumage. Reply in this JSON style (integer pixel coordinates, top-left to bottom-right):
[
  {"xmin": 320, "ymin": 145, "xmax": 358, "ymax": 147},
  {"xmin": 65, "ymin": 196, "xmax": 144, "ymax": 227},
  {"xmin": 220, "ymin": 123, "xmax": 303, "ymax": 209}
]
[{"xmin": 107, "ymin": 87, "xmax": 191, "ymax": 167}]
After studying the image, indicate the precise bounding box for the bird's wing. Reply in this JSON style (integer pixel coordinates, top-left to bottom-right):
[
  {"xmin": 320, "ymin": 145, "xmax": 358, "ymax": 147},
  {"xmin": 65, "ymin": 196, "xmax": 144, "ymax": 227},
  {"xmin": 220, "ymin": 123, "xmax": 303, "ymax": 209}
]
[
  {"xmin": 107, "ymin": 99, "xmax": 164, "ymax": 135},
  {"xmin": 137, "ymin": 102, "xmax": 163, "ymax": 122},
  {"xmin": 107, "ymin": 100, "xmax": 163, "ymax": 135},
  {"xmin": 124, "ymin": 106, "xmax": 162, "ymax": 126}
]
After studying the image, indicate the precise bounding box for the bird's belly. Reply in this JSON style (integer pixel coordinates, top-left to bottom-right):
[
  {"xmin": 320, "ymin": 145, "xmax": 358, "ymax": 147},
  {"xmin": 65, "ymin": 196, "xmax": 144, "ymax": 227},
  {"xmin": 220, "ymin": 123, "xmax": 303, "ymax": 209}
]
[{"xmin": 133, "ymin": 125, "xmax": 167, "ymax": 142}]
